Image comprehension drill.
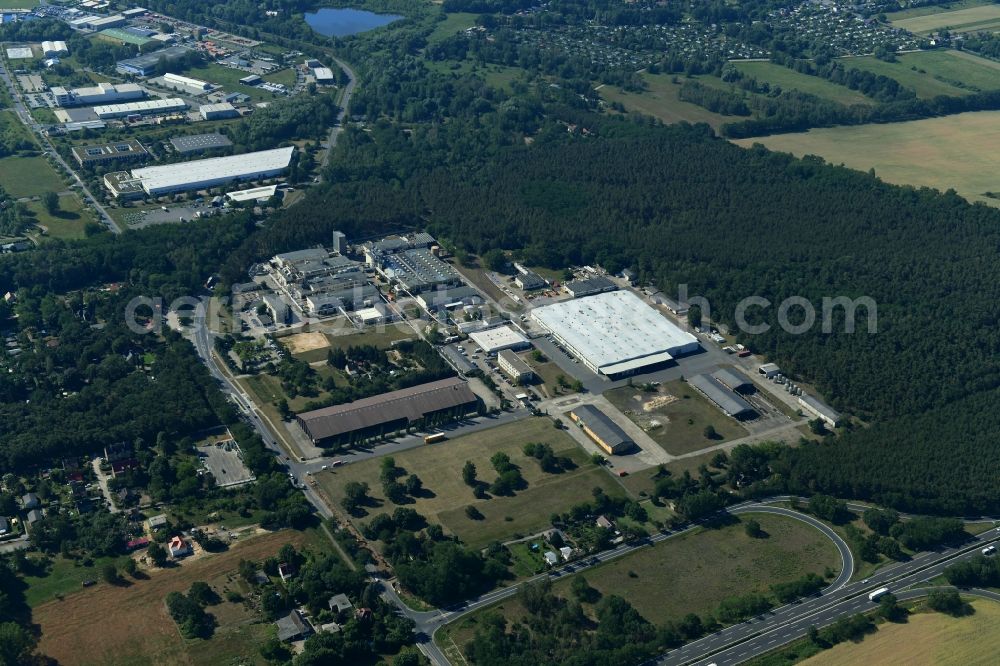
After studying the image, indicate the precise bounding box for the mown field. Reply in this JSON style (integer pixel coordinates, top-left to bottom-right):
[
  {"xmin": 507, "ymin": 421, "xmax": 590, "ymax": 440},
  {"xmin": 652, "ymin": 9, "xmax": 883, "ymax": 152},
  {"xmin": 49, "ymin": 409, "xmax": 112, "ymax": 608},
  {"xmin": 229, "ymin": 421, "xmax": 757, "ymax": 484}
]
[
  {"xmin": 733, "ymin": 61, "xmax": 873, "ymax": 106},
  {"xmin": 599, "ymin": 73, "xmax": 730, "ymax": 129},
  {"xmin": 0, "ymin": 155, "xmax": 65, "ymax": 198},
  {"xmin": 803, "ymin": 599, "xmax": 1000, "ymax": 666},
  {"xmin": 885, "ymin": 0, "xmax": 995, "ymax": 21},
  {"xmin": 35, "ymin": 530, "xmax": 311, "ymax": 666},
  {"xmin": 732, "ymin": 109, "xmax": 1000, "ymax": 207},
  {"xmin": 317, "ymin": 417, "xmax": 625, "ymax": 548},
  {"xmin": 892, "ymin": 3, "xmax": 1000, "ymax": 33},
  {"xmin": 439, "ymin": 512, "xmax": 840, "ymax": 658},
  {"xmin": 844, "ymin": 50, "xmax": 1000, "ymax": 99}
]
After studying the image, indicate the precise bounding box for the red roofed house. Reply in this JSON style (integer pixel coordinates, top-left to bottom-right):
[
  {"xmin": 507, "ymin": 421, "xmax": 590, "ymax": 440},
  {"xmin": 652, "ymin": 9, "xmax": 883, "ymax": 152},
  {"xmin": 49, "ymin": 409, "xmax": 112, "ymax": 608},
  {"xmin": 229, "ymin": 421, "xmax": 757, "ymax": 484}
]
[{"xmin": 168, "ymin": 536, "xmax": 191, "ymax": 558}]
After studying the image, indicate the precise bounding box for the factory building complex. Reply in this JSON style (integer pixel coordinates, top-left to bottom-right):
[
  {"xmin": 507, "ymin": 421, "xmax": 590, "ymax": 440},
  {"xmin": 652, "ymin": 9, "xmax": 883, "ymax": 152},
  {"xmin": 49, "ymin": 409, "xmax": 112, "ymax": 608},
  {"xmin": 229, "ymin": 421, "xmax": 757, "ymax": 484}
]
[
  {"xmin": 531, "ymin": 290, "xmax": 700, "ymax": 378},
  {"xmin": 569, "ymin": 404, "xmax": 635, "ymax": 455}
]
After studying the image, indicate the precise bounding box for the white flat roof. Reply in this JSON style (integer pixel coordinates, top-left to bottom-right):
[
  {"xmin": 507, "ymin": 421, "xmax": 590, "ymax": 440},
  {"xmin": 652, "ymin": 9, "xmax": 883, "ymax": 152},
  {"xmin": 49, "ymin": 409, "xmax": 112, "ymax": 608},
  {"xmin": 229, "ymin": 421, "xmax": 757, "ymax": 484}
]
[
  {"xmin": 132, "ymin": 146, "xmax": 294, "ymax": 193},
  {"xmin": 468, "ymin": 326, "xmax": 529, "ymax": 353},
  {"xmin": 226, "ymin": 184, "xmax": 277, "ymax": 202},
  {"xmin": 93, "ymin": 97, "xmax": 186, "ymax": 116},
  {"xmin": 531, "ymin": 290, "xmax": 699, "ymax": 374},
  {"xmin": 313, "ymin": 67, "xmax": 334, "ymax": 80}
]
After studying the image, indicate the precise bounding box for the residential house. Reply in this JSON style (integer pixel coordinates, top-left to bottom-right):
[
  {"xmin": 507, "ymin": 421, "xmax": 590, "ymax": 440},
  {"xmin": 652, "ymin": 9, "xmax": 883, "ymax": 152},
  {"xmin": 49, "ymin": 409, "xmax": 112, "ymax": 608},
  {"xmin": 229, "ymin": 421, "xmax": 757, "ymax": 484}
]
[
  {"xmin": 148, "ymin": 514, "xmax": 168, "ymax": 530},
  {"xmin": 168, "ymin": 535, "xmax": 191, "ymax": 558},
  {"xmin": 543, "ymin": 551, "xmax": 559, "ymax": 566},
  {"xmin": 595, "ymin": 515, "xmax": 614, "ymax": 530},
  {"xmin": 278, "ymin": 562, "xmax": 297, "ymax": 582},
  {"xmin": 26, "ymin": 509, "xmax": 43, "ymax": 524},
  {"xmin": 126, "ymin": 537, "xmax": 150, "ymax": 551},
  {"xmin": 328, "ymin": 593, "xmax": 353, "ymax": 614},
  {"xmin": 275, "ymin": 610, "xmax": 312, "ymax": 642},
  {"xmin": 559, "ymin": 546, "xmax": 573, "ymax": 562},
  {"xmin": 21, "ymin": 493, "xmax": 39, "ymax": 510}
]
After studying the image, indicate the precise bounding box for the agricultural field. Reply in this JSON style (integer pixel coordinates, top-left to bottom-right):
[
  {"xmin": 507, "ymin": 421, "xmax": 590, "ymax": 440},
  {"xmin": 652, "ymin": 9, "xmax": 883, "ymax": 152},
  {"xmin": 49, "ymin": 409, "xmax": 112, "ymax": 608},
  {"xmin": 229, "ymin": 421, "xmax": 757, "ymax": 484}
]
[
  {"xmin": 605, "ymin": 380, "xmax": 748, "ymax": 456},
  {"xmin": 733, "ymin": 61, "xmax": 874, "ymax": 106},
  {"xmin": 844, "ymin": 50, "xmax": 1000, "ymax": 99},
  {"xmin": 317, "ymin": 417, "xmax": 625, "ymax": 548},
  {"xmin": 439, "ymin": 512, "xmax": 841, "ymax": 657},
  {"xmin": 0, "ymin": 155, "xmax": 66, "ymax": 198},
  {"xmin": 732, "ymin": 110, "xmax": 1000, "ymax": 207},
  {"xmin": 599, "ymin": 73, "xmax": 730, "ymax": 129},
  {"xmin": 803, "ymin": 599, "xmax": 1000, "ymax": 666},
  {"xmin": 892, "ymin": 3, "xmax": 1000, "ymax": 33},
  {"xmin": 34, "ymin": 530, "xmax": 310, "ymax": 666},
  {"xmin": 885, "ymin": 0, "xmax": 996, "ymax": 21}
]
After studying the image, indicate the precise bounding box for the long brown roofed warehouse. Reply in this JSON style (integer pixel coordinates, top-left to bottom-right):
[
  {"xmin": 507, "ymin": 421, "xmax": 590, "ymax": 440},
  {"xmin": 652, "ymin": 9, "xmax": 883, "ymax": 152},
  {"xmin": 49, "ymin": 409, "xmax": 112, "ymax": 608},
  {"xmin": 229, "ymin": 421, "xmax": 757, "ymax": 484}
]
[{"xmin": 296, "ymin": 377, "xmax": 479, "ymax": 446}]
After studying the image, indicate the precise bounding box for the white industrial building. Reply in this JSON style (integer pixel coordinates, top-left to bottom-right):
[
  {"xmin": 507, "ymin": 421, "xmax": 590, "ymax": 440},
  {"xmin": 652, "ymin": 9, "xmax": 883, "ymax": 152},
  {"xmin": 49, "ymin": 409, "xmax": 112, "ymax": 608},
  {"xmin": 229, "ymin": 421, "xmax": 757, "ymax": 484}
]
[
  {"xmin": 312, "ymin": 67, "xmax": 334, "ymax": 83},
  {"xmin": 531, "ymin": 290, "xmax": 700, "ymax": 378},
  {"xmin": 199, "ymin": 102, "xmax": 240, "ymax": 120},
  {"xmin": 163, "ymin": 72, "xmax": 212, "ymax": 92},
  {"xmin": 226, "ymin": 184, "xmax": 278, "ymax": 203},
  {"xmin": 50, "ymin": 82, "xmax": 146, "ymax": 107},
  {"xmin": 41, "ymin": 40, "xmax": 68, "ymax": 57},
  {"xmin": 468, "ymin": 326, "xmax": 530, "ymax": 354},
  {"xmin": 128, "ymin": 146, "xmax": 294, "ymax": 195},
  {"xmin": 93, "ymin": 97, "xmax": 186, "ymax": 119}
]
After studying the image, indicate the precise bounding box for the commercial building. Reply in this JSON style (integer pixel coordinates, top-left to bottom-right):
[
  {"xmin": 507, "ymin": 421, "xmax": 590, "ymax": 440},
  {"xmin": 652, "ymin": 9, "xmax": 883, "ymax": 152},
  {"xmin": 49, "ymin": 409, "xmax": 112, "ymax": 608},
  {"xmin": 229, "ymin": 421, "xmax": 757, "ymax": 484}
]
[
  {"xmin": 41, "ymin": 40, "xmax": 68, "ymax": 57},
  {"xmin": 163, "ymin": 72, "xmax": 211, "ymax": 91},
  {"xmin": 415, "ymin": 285, "xmax": 483, "ymax": 312},
  {"xmin": 312, "ymin": 66, "xmax": 334, "ymax": 83},
  {"xmin": 565, "ymin": 275, "xmax": 617, "ymax": 298},
  {"xmin": 468, "ymin": 326, "xmax": 530, "ymax": 354},
  {"xmin": 98, "ymin": 28, "xmax": 151, "ymax": 46},
  {"xmin": 116, "ymin": 46, "xmax": 191, "ymax": 76},
  {"xmin": 199, "ymin": 102, "xmax": 239, "ymax": 120},
  {"xmin": 93, "ymin": 97, "xmax": 187, "ymax": 119},
  {"xmin": 758, "ymin": 363, "xmax": 781, "ymax": 379},
  {"xmin": 798, "ymin": 395, "xmax": 843, "ymax": 428},
  {"xmin": 239, "ymin": 74, "xmax": 262, "ymax": 86},
  {"xmin": 128, "ymin": 146, "xmax": 294, "ymax": 195},
  {"xmin": 568, "ymin": 404, "xmax": 634, "ymax": 455},
  {"xmin": 712, "ymin": 367, "xmax": 755, "ymax": 394},
  {"xmin": 363, "ymin": 233, "xmax": 461, "ymax": 294},
  {"xmin": 514, "ymin": 271, "xmax": 546, "ymax": 291},
  {"xmin": 226, "ymin": 184, "xmax": 277, "ymax": 203},
  {"xmin": 170, "ymin": 132, "xmax": 233, "ymax": 154},
  {"xmin": 296, "ymin": 377, "xmax": 479, "ymax": 446},
  {"xmin": 50, "ymin": 82, "xmax": 146, "ymax": 107},
  {"xmin": 497, "ymin": 349, "xmax": 534, "ymax": 383},
  {"xmin": 688, "ymin": 374, "xmax": 756, "ymax": 420},
  {"xmin": 531, "ymin": 290, "xmax": 700, "ymax": 378},
  {"xmin": 103, "ymin": 171, "xmax": 146, "ymax": 199},
  {"xmin": 263, "ymin": 293, "xmax": 289, "ymax": 325},
  {"xmin": 302, "ymin": 272, "xmax": 378, "ymax": 315},
  {"xmin": 71, "ymin": 138, "xmax": 147, "ymax": 167},
  {"xmin": 73, "ymin": 14, "xmax": 126, "ymax": 30}
]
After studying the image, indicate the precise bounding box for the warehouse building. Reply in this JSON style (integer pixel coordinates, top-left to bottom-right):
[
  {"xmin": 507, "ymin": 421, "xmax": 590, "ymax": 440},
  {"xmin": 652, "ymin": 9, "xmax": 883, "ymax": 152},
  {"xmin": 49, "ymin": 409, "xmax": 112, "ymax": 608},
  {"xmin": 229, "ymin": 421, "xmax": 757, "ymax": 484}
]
[
  {"xmin": 50, "ymin": 82, "xmax": 146, "ymax": 107},
  {"xmin": 531, "ymin": 290, "xmax": 700, "ymax": 378},
  {"xmin": 498, "ymin": 349, "xmax": 534, "ymax": 384},
  {"xmin": 514, "ymin": 271, "xmax": 546, "ymax": 291},
  {"xmin": 71, "ymin": 138, "xmax": 147, "ymax": 167},
  {"xmin": 468, "ymin": 326, "xmax": 530, "ymax": 354},
  {"xmin": 170, "ymin": 132, "xmax": 233, "ymax": 154},
  {"xmin": 163, "ymin": 72, "xmax": 211, "ymax": 92},
  {"xmin": 415, "ymin": 286, "xmax": 483, "ymax": 312},
  {"xmin": 199, "ymin": 102, "xmax": 240, "ymax": 120},
  {"xmin": 226, "ymin": 184, "xmax": 277, "ymax": 203},
  {"xmin": 103, "ymin": 171, "xmax": 146, "ymax": 200},
  {"xmin": 312, "ymin": 66, "xmax": 335, "ymax": 83},
  {"xmin": 127, "ymin": 146, "xmax": 294, "ymax": 195},
  {"xmin": 73, "ymin": 14, "xmax": 126, "ymax": 30},
  {"xmin": 263, "ymin": 293, "xmax": 289, "ymax": 325},
  {"xmin": 296, "ymin": 377, "xmax": 479, "ymax": 447},
  {"xmin": 565, "ymin": 275, "xmax": 617, "ymax": 298},
  {"xmin": 116, "ymin": 46, "xmax": 191, "ymax": 76},
  {"xmin": 41, "ymin": 40, "xmax": 68, "ymax": 57},
  {"xmin": 798, "ymin": 395, "xmax": 843, "ymax": 428},
  {"xmin": 568, "ymin": 404, "xmax": 634, "ymax": 455},
  {"xmin": 240, "ymin": 74, "xmax": 262, "ymax": 86},
  {"xmin": 688, "ymin": 374, "xmax": 756, "ymax": 420},
  {"xmin": 94, "ymin": 97, "xmax": 186, "ymax": 119},
  {"xmin": 712, "ymin": 367, "xmax": 755, "ymax": 394}
]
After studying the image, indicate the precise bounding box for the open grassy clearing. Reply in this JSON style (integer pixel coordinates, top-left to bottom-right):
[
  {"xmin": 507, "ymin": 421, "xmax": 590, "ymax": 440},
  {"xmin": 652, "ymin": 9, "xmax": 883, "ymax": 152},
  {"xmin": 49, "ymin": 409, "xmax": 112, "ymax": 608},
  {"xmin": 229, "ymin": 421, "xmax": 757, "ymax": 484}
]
[
  {"xmin": 27, "ymin": 193, "xmax": 92, "ymax": 241},
  {"xmin": 440, "ymin": 512, "xmax": 840, "ymax": 657},
  {"xmin": 0, "ymin": 155, "xmax": 66, "ymax": 198},
  {"xmin": 605, "ymin": 380, "xmax": 748, "ymax": 456},
  {"xmin": 803, "ymin": 599, "xmax": 1000, "ymax": 666},
  {"xmin": 0, "ymin": 0, "xmax": 38, "ymax": 7},
  {"xmin": 317, "ymin": 417, "xmax": 619, "ymax": 546},
  {"xmin": 326, "ymin": 325, "xmax": 416, "ymax": 352},
  {"xmin": 263, "ymin": 67, "xmax": 297, "ymax": 88},
  {"xmin": 892, "ymin": 3, "xmax": 1000, "ymax": 33},
  {"xmin": 733, "ymin": 61, "xmax": 873, "ymax": 105},
  {"xmin": 843, "ymin": 53, "xmax": 969, "ymax": 99},
  {"xmin": 35, "ymin": 529, "xmax": 310, "ymax": 666},
  {"xmin": 886, "ymin": 0, "xmax": 995, "ymax": 20},
  {"xmin": 428, "ymin": 12, "xmax": 479, "ymax": 44},
  {"xmin": 599, "ymin": 73, "xmax": 729, "ymax": 129},
  {"xmin": 733, "ymin": 109, "xmax": 1000, "ymax": 207},
  {"xmin": 22, "ymin": 553, "xmax": 133, "ymax": 607},
  {"xmin": 425, "ymin": 59, "xmax": 526, "ymax": 92}
]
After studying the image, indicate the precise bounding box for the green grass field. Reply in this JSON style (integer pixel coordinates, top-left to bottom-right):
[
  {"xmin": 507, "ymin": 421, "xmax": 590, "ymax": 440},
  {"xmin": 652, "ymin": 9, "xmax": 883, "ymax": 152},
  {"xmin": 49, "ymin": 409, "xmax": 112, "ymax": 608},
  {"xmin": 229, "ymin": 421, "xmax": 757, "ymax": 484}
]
[
  {"xmin": 843, "ymin": 53, "xmax": 969, "ymax": 99},
  {"xmin": 605, "ymin": 380, "xmax": 748, "ymax": 456},
  {"xmin": 734, "ymin": 61, "xmax": 873, "ymax": 105},
  {"xmin": 440, "ymin": 512, "xmax": 840, "ymax": 657},
  {"xmin": 183, "ymin": 62, "xmax": 292, "ymax": 102},
  {"xmin": 0, "ymin": 155, "xmax": 66, "ymax": 198},
  {"xmin": 263, "ymin": 67, "xmax": 297, "ymax": 88},
  {"xmin": 317, "ymin": 417, "xmax": 622, "ymax": 547},
  {"xmin": 732, "ymin": 109, "xmax": 1000, "ymax": 207},
  {"xmin": 27, "ymin": 193, "xmax": 91, "ymax": 241},
  {"xmin": 21, "ymin": 554, "xmax": 132, "ymax": 607},
  {"xmin": 326, "ymin": 326, "xmax": 416, "ymax": 352},
  {"xmin": 803, "ymin": 599, "xmax": 1000, "ymax": 666},
  {"xmin": 885, "ymin": 0, "xmax": 994, "ymax": 21},
  {"xmin": 0, "ymin": 1, "xmax": 39, "ymax": 8},
  {"xmin": 892, "ymin": 3, "xmax": 1000, "ymax": 33},
  {"xmin": 428, "ymin": 12, "xmax": 479, "ymax": 44},
  {"xmin": 599, "ymin": 73, "xmax": 730, "ymax": 129}
]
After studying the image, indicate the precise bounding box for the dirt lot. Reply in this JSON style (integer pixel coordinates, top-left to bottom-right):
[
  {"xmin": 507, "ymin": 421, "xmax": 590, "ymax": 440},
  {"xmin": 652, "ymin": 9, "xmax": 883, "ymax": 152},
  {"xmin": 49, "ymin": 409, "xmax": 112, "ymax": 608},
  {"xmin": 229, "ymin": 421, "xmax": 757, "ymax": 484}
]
[
  {"xmin": 36, "ymin": 530, "xmax": 308, "ymax": 666},
  {"xmin": 281, "ymin": 331, "xmax": 330, "ymax": 355}
]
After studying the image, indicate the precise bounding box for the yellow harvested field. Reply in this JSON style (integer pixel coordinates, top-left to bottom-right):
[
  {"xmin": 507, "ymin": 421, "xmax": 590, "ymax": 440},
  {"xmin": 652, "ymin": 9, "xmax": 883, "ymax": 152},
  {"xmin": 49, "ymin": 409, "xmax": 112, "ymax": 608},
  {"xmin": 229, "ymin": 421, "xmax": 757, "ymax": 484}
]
[
  {"xmin": 733, "ymin": 110, "xmax": 1000, "ymax": 206},
  {"xmin": 893, "ymin": 5, "xmax": 1000, "ymax": 33},
  {"xmin": 281, "ymin": 331, "xmax": 330, "ymax": 354},
  {"xmin": 804, "ymin": 599, "xmax": 1000, "ymax": 666}
]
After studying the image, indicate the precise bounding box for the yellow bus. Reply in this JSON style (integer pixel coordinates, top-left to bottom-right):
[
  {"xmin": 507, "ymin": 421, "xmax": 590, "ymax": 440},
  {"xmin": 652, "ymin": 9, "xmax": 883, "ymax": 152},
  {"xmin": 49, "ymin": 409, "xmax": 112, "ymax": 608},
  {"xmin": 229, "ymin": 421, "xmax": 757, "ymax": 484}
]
[{"xmin": 424, "ymin": 433, "xmax": 447, "ymax": 444}]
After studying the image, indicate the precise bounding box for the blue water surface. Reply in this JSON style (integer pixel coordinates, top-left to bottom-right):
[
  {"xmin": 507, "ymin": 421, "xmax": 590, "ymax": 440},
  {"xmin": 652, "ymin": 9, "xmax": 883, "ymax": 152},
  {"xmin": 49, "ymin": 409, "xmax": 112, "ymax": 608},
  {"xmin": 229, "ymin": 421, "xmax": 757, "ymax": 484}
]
[{"xmin": 304, "ymin": 8, "xmax": 402, "ymax": 37}]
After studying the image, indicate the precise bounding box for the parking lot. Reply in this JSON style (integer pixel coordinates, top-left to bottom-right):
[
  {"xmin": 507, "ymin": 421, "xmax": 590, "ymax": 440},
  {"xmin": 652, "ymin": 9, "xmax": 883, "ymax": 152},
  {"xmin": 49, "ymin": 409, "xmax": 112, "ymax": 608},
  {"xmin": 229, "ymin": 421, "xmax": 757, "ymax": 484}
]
[{"xmin": 197, "ymin": 439, "xmax": 255, "ymax": 488}]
